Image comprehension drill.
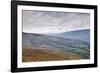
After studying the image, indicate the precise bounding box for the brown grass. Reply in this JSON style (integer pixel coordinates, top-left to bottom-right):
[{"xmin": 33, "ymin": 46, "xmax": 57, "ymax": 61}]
[{"xmin": 22, "ymin": 48, "xmax": 81, "ymax": 62}]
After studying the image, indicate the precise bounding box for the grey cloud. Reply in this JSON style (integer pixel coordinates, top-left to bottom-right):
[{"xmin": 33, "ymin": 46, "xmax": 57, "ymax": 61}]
[{"xmin": 22, "ymin": 10, "xmax": 90, "ymax": 33}]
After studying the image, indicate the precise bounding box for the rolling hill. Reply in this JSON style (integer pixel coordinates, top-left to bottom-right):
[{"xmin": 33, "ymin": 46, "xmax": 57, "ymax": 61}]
[
  {"xmin": 47, "ymin": 29, "xmax": 90, "ymax": 42},
  {"xmin": 22, "ymin": 32, "xmax": 90, "ymax": 62}
]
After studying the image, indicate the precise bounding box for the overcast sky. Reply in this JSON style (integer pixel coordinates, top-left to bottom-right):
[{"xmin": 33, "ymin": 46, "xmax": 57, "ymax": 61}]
[{"xmin": 22, "ymin": 10, "xmax": 90, "ymax": 34}]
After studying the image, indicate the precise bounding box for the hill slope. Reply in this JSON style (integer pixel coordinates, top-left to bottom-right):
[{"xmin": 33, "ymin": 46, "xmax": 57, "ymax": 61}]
[
  {"xmin": 22, "ymin": 32, "xmax": 90, "ymax": 62},
  {"xmin": 47, "ymin": 29, "xmax": 90, "ymax": 42}
]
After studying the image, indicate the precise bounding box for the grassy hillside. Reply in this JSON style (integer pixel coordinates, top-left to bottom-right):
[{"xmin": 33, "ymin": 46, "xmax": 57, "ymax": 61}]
[
  {"xmin": 22, "ymin": 48, "xmax": 81, "ymax": 62},
  {"xmin": 22, "ymin": 32, "xmax": 90, "ymax": 60}
]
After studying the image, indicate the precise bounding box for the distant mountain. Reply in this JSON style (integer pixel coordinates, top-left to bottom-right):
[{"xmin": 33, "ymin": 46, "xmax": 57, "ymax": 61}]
[
  {"xmin": 48, "ymin": 29, "xmax": 90, "ymax": 42},
  {"xmin": 22, "ymin": 32, "xmax": 90, "ymax": 59}
]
